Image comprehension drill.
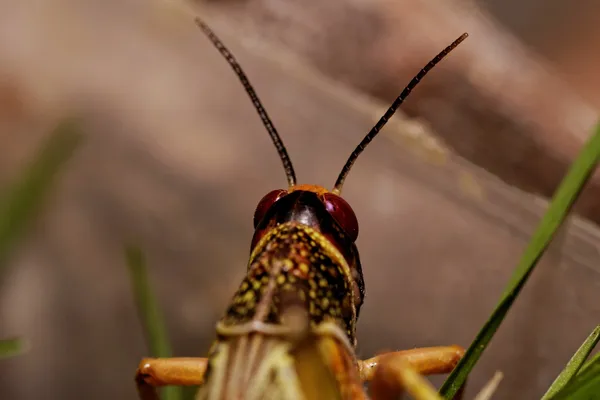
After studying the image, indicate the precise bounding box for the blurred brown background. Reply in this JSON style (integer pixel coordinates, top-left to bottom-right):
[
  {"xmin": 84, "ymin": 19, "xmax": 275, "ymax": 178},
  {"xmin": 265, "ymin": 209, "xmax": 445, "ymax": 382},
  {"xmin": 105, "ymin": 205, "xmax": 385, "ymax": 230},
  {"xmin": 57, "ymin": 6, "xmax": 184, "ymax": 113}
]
[{"xmin": 0, "ymin": 0, "xmax": 599, "ymax": 399}]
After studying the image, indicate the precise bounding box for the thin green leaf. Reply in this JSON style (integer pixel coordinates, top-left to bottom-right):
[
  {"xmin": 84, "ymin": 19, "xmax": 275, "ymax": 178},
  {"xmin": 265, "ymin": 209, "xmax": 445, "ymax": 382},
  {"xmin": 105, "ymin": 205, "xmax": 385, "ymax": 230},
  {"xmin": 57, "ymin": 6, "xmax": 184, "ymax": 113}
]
[
  {"xmin": 0, "ymin": 119, "xmax": 82, "ymax": 270},
  {"xmin": 125, "ymin": 245, "xmax": 181, "ymax": 400},
  {"xmin": 576, "ymin": 350, "xmax": 600, "ymax": 377},
  {"xmin": 551, "ymin": 350, "xmax": 600, "ymax": 399},
  {"xmin": 440, "ymin": 124, "xmax": 600, "ymax": 398},
  {"xmin": 0, "ymin": 337, "xmax": 28, "ymax": 359},
  {"xmin": 542, "ymin": 325, "xmax": 600, "ymax": 399}
]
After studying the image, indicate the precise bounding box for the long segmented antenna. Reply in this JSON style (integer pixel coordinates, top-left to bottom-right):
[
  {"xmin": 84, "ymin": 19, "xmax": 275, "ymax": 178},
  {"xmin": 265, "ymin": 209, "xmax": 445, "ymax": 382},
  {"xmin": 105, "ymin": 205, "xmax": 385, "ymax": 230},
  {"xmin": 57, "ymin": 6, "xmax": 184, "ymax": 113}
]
[
  {"xmin": 332, "ymin": 33, "xmax": 469, "ymax": 195},
  {"xmin": 195, "ymin": 18, "xmax": 297, "ymax": 187}
]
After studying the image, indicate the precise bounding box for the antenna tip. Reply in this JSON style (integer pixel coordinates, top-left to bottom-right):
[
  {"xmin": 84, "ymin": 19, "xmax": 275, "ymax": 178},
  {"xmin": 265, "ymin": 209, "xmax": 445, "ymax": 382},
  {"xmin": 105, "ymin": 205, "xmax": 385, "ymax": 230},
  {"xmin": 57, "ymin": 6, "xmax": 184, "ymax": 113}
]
[{"xmin": 456, "ymin": 32, "xmax": 469, "ymax": 44}]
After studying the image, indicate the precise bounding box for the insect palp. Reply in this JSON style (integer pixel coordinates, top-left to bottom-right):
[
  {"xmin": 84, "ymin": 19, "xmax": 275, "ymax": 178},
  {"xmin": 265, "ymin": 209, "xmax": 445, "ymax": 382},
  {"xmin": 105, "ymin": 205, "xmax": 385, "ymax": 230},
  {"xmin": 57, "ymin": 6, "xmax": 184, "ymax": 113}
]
[
  {"xmin": 332, "ymin": 32, "xmax": 469, "ymax": 195},
  {"xmin": 195, "ymin": 17, "xmax": 298, "ymax": 187}
]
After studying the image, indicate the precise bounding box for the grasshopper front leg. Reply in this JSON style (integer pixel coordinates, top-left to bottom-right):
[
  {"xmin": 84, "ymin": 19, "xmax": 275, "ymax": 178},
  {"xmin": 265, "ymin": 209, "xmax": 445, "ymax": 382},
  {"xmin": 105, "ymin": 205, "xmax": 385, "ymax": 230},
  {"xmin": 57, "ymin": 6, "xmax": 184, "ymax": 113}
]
[
  {"xmin": 135, "ymin": 357, "xmax": 208, "ymax": 400},
  {"xmin": 359, "ymin": 345, "xmax": 466, "ymax": 400},
  {"xmin": 359, "ymin": 345, "xmax": 464, "ymax": 381}
]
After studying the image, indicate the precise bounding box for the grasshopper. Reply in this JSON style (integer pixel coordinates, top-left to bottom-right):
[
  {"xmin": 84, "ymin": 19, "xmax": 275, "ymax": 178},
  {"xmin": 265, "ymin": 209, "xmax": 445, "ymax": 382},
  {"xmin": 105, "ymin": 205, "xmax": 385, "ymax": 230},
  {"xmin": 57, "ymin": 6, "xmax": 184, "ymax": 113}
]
[{"xmin": 135, "ymin": 17, "xmax": 468, "ymax": 400}]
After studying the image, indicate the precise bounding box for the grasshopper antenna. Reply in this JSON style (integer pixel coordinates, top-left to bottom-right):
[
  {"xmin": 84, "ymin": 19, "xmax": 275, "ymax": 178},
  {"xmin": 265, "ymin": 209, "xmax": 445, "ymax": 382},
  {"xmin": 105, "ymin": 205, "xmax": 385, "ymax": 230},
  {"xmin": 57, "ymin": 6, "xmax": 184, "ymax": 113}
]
[
  {"xmin": 195, "ymin": 18, "xmax": 297, "ymax": 187},
  {"xmin": 332, "ymin": 32, "xmax": 468, "ymax": 195}
]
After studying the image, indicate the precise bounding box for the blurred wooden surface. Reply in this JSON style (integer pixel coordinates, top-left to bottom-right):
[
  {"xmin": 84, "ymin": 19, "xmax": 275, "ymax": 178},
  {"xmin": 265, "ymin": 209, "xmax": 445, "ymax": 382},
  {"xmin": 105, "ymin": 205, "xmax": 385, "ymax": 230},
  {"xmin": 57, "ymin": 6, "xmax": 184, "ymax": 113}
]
[
  {"xmin": 196, "ymin": 0, "xmax": 600, "ymax": 226},
  {"xmin": 0, "ymin": 1, "xmax": 599, "ymax": 399},
  {"xmin": 481, "ymin": 0, "xmax": 600, "ymax": 108}
]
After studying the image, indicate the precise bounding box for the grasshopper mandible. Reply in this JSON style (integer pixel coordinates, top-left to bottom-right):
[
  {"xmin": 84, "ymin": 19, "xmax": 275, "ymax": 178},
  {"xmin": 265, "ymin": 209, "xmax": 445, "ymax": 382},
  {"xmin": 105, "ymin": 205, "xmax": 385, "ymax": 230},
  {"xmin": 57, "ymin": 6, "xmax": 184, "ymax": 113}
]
[{"xmin": 135, "ymin": 16, "xmax": 468, "ymax": 400}]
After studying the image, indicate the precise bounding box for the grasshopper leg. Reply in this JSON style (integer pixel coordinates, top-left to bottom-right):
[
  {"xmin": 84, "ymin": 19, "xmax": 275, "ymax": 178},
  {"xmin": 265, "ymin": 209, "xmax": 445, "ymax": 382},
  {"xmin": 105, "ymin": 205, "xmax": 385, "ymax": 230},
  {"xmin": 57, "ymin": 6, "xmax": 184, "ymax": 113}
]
[
  {"xmin": 359, "ymin": 345, "xmax": 464, "ymax": 381},
  {"xmin": 359, "ymin": 345, "xmax": 466, "ymax": 400},
  {"xmin": 135, "ymin": 357, "xmax": 208, "ymax": 399}
]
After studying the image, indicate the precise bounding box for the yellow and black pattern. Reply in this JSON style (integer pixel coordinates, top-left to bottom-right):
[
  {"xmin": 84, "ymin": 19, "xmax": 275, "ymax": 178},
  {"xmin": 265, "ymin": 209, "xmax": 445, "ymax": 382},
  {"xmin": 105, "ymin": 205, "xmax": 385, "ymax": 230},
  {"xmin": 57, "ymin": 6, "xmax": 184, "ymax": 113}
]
[{"xmin": 221, "ymin": 222, "xmax": 357, "ymax": 343}]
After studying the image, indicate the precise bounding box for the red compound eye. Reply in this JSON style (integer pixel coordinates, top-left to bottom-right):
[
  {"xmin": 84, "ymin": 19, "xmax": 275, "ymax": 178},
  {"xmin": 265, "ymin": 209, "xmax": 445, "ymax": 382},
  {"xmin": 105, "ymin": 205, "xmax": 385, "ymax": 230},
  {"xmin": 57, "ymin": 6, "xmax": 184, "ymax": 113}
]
[
  {"xmin": 322, "ymin": 193, "xmax": 359, "ymax": 241},
  {"xmin": 253, "ymin": 189, "xmax": 287, "ymax": 228}
]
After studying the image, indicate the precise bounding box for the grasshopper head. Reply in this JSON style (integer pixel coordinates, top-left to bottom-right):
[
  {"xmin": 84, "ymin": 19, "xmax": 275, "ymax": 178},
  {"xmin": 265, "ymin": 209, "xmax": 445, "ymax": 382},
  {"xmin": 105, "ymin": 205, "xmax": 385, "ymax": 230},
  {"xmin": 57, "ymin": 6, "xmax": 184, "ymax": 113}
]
[{"xmin": 250, "ymin": 184, "xmax": 365, "ymax": 318}]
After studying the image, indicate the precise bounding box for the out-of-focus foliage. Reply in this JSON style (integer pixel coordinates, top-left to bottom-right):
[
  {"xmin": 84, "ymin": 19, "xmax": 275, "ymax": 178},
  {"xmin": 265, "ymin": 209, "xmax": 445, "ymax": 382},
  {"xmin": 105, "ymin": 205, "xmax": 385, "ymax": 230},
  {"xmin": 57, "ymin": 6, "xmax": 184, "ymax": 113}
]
[
  {"xmin": 0, "ymin": 119, "xmax": 82, "ymax": 359},
  {"xmin": 0, "ymin": 119, "xmax": 82, "ymax": 270},
  {"xmin": 0, "ymin": 338, "xmax": 27, "ymax": 359}
]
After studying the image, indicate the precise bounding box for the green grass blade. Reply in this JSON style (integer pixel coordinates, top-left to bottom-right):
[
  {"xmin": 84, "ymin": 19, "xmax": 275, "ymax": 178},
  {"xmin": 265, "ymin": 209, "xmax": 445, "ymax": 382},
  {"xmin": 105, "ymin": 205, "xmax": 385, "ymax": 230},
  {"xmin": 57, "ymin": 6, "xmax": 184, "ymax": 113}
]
[
  {"xmin": 551, "ymin": 350, "xmax": 600, "ymax": 399},
  {"xmin": 0, "ymin": 119, "xmax": 82, "ymax": 270},
  {"xmin": 440, "ymin": 124, "xmax": 600, "ymax": 398},
  {"xmin": 576, "ymin": 350, "xmax": 600, "ymax": 377},
  {"xmin": 550, "ymin": 349, "xmax": 600, "ymax": 398},
  {"xmin": 125, "ymin": 245, "xmax": 182, "ymax": 400},
  {"xmin": 542, "ymin": 325, "xmax": 600, "ymax": 399},
  {"xmin": 0, "ymin": 337, "xmax": 28, "ymax": 359}
]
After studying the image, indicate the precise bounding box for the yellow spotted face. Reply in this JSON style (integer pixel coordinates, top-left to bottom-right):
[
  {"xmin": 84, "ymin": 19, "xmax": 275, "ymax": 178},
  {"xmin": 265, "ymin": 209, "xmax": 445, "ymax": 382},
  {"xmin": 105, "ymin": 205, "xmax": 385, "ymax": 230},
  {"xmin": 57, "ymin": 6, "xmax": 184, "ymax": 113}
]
[{"xmin": 221, "ymin": 222, "xmax": 359, "ymax": 342}]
